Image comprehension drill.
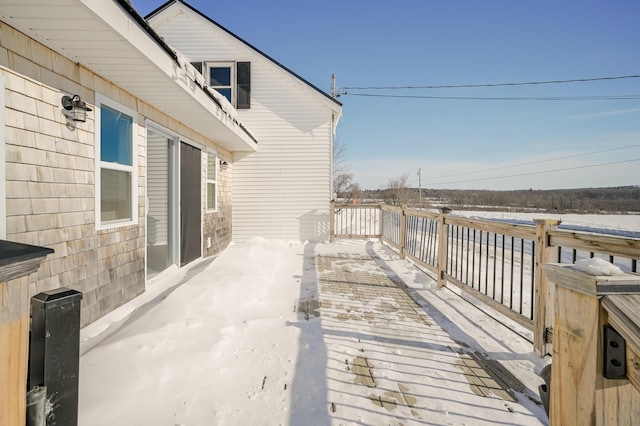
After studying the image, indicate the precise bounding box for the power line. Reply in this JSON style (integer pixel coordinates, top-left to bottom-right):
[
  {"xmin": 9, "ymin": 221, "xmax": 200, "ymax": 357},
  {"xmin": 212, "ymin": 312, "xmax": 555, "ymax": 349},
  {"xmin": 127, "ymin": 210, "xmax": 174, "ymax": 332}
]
[
  {"xmin": 343, "ymin": 75, "xmax": 640, "ymax": 91},
  {"xmin": 345, "ymin": 93, "xmax": 640, "ymax": 101},
  {"xmin": 430, "ymin": 144, "xmax": 640, "ymax": 181},
  {"xmin": 422, "ymin": 158, "xmax": 640, "ymax": 187}
]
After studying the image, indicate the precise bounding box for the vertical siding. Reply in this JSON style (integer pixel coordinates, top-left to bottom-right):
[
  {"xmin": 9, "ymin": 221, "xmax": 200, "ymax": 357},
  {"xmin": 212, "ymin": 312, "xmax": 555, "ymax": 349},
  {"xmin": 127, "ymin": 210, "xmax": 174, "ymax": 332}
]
[
  {"xmin": 153, "ymin": 12, "xmax": 335, "ymax": 242},
  {"xmin": 146, "ymin": 131, "xmax": 169, "ymax": 245}
]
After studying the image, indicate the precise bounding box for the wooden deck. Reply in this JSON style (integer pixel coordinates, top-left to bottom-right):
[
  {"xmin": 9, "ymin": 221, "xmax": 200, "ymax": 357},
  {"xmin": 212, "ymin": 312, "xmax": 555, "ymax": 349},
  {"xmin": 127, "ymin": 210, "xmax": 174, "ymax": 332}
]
[{"xmin": 299, "ymin": 241, "xmax": 547, "ymax": 424}]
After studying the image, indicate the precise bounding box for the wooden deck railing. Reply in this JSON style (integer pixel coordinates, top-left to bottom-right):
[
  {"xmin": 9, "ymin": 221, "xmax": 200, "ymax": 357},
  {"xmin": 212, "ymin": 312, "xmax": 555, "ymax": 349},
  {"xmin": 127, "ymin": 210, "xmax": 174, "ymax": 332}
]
[{"xmin": 330, "ymin": 202, "xmax": 640, "ymax": 356}]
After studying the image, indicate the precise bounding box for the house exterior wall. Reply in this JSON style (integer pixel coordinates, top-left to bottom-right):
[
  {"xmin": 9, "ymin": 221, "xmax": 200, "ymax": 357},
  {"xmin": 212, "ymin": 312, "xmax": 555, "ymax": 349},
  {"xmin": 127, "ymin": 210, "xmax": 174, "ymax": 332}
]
[
  {"xmin": 0, "ymin": 22, "xmax": 232, "ymax": 326},
  {"xmin": 151, "ymin": 10, "xmax": 336, "ymax": 242}
]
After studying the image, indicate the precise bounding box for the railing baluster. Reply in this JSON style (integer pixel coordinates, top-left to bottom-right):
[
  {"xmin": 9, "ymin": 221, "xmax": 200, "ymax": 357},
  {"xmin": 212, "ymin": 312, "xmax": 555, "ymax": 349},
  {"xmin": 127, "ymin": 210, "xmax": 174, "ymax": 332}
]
[
  {"xmin": 454, "ymin": 225, "xmax": 459, "ymax": 279},
  {"xmin": 501, "ymin": 234, "xmax": 505, "ymax": 305},
  {"xmin": 425, "ymin": 218, "xmax": 430, "ymax": 262},
  {"xmin": 471, "ymin": 229, "xmax": 477, "ymax": 289},
  {"xmin": 484, "ymin": 231, "xmax": 490, "ymax": 295},
  {"xmin": 510, "ymin": 236, "xmax": 515, "ymax": 309},
  {"xmin": 530, "ymin": 241, "xmax": 536, "ymax": 321},
  {"xmin": 463, "ymin": 227, "xmax": 468, "ymax": 284},
  {"xmin": 492, "ymin": 232, "xmax": 497, "ymax": 299},
  {"xmin": 331, "ymin": 203, "xmax": 638, "ymax": 335},
  {"xmin": 519, "ymin": 238, "xmax": 525, "ymax": 315}
]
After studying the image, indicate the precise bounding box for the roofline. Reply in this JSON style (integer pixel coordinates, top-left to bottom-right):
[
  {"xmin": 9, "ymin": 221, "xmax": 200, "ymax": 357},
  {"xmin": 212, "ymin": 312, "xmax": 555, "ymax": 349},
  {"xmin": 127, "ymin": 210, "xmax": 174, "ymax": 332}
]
[
  {"xmin": 146, "ymin": 0, "xmax": 342, "ymax": 110},
  {"xmin": 115, "ymin": 0, "xmax": 258, "ymax": 145},
  {"xmin": 116, "ymin": 0, "xmax": 177, "ymax": 62}
]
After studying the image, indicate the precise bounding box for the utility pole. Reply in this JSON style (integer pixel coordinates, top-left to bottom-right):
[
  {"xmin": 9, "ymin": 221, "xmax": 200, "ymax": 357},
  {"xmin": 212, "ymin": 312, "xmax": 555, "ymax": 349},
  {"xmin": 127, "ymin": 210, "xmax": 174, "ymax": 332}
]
[
  {"xmin": 331, "ymin": 74, "xmax": 337, "ymax": 98},
  {"xmin": 417, "ymin": 168, "xmax": 422, "ymax": 210},
  {"xmin": 330, "ymin": 74, "xmax": 347, "ymax": 98}
]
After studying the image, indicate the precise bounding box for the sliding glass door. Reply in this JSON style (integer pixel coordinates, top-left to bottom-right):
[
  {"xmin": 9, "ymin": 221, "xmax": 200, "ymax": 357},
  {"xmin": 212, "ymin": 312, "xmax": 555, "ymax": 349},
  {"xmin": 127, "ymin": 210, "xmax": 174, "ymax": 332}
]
[{"xmin": 146, "ymin": 127, "xmax": 177, "ymax": 276}]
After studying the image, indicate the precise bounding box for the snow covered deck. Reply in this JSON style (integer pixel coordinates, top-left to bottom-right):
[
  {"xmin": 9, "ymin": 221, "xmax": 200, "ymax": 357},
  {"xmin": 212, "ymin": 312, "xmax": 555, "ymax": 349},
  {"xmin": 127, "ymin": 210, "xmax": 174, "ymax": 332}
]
[{"xmin": 78, "ymin": 239, "xmax": 548, "ymax": 425}]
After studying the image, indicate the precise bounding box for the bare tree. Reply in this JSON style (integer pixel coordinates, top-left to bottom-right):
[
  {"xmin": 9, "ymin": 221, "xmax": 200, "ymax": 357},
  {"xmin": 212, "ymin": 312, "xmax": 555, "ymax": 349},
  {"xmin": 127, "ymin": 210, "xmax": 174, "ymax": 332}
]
[
  {"xmin": 350, "ymin": 182, "xmax": 363, "ymax": 201},
  {"xmin": 385, "ymin": 172, "xmax": 411, "ymax": 206},
  {"xmin": 333, "ymin": 137, "xmax": 355, "ymax": 200}
]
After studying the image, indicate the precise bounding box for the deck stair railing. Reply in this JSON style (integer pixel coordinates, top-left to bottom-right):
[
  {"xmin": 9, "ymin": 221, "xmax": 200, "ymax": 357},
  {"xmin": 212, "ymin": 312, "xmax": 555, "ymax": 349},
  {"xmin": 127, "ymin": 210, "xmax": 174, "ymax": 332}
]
[{"xmin": 330, "ymin": 202, "xmax": 640, "ymax": 355}]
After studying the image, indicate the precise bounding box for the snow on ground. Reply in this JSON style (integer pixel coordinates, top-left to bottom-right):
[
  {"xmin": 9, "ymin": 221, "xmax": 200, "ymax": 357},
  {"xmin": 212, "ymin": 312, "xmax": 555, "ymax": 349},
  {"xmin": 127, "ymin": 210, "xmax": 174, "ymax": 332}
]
[
  {"xmin": 79, "ymin": 237, "xmax": 549, "ymax": 425},
  {"xmin": 78, "ymin": 214, "xmax": 638, "ymax": 424},
  {"xmin": 80, "ymin": 239, "xmax": 305, "ymax": 425}
]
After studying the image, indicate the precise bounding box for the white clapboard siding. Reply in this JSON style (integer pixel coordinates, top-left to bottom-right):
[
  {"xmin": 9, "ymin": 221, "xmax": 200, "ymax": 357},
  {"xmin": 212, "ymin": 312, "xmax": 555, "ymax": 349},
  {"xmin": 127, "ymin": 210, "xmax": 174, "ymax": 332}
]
[
  {"xmin": 151, "ymin": 8, "xmax": 340, "ymax": 242},
  {"xmin": 147, "ymin": 131, "xmax": 169, "ymax": 245}
]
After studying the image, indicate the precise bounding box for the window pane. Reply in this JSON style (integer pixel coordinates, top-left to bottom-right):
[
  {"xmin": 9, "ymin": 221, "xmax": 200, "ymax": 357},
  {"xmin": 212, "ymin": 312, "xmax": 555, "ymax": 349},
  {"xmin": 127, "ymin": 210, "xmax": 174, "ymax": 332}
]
[
  {"xmin": 207, "ymin": 154, "xmax": 217, "ymax": 181},
  {"xmin": 101, "ymin": 169, "xmax": 132, "ymax": 221},
  {"xmin": 214, "ymin": 88, "xmax": 232, "ymax": 103},
  {"xmin": 207, "ymin": 182, "xmax": 216, "ymax": 210},
  {"xmin": 209, "ymin": 67, "xmax": 231, "ymax": 86},
  {"xmin": 101, "ymin": 104, "xmax": 133, "ymax": 165}
]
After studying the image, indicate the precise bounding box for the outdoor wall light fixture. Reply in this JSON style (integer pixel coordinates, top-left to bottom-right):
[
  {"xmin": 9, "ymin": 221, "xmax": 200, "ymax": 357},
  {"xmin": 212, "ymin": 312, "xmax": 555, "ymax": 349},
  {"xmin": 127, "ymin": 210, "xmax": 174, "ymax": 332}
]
[
  {"xmin": 61, "ymin": 94, "xmax": 92, "ymax": 123},
  {"xmin": 219, "ymin": 160, "xmax": 228, "ymax": 170}
]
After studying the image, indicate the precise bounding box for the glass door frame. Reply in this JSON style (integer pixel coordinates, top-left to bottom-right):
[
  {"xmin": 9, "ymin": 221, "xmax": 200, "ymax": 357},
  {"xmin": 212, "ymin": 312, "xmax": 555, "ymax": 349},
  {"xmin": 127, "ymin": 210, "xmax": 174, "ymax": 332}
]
[{"xmin": 146, "ymin": 123, "xmax": 180, "ymax": 278}]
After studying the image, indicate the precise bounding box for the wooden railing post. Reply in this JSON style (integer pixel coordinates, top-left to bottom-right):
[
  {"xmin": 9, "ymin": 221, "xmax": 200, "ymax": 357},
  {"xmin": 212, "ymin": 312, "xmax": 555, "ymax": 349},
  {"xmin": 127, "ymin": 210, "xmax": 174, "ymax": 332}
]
[
  {"xmin": 543, "ymin": 264, "xmax": 640, "ymax": 425},
  {"xmin": 437, "ymin": 208, "xmax": 450, "ymax": 288},
  {"xmin": 378, "ymin": 203, "xmax": 384, "ymax": 242},
  {"xmin": 398, "ymin": 204, "xmax": 407, "ymax": 259},
  {"xmin": 533, "ymin": 219, "xmax": 561, "ymax": 356},
  {"xmin": 329, "ymin": 201, "xmax": 335, "ymax": 242},
  {"xmin": 399, "ymin": 204, "xmax": 407, "ymax": 259}
]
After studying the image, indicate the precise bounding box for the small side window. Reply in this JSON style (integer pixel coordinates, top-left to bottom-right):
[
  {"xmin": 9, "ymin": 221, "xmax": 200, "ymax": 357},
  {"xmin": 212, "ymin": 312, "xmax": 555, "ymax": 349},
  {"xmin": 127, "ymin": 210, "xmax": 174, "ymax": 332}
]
[{"xmin": 207, "ymin": 152, "xmax": 217, "ymax": 211}]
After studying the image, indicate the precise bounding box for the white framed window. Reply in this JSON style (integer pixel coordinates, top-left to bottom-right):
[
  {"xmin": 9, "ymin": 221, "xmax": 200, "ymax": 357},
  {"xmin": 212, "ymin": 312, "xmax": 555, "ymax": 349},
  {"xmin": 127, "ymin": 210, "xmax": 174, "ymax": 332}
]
[
  {"xmin": 95, "ymin": 94, "xmax": 138, "ymax": 229},
  {"xmin": 205, "ymin": 61, "xmax": 251, "ymax": 109},
  {"xmin": 206, "ymin": 151, "xmax": 217, "ymax": 212},
  {"xmin": 207, "ymin": 62, "xmax": 234, "ymax": 104}
]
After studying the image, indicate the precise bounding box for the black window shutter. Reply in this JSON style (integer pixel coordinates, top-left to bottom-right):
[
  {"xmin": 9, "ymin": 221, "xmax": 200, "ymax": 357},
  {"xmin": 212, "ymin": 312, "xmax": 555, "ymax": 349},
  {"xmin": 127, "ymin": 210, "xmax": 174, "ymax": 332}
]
[
  {"xmin": 236, "ymin": 62, "xmax": 250, "ymax": 109},
  {"xmin": 190, "ymin": 61, "xmax": 203, "ymax": 74}
]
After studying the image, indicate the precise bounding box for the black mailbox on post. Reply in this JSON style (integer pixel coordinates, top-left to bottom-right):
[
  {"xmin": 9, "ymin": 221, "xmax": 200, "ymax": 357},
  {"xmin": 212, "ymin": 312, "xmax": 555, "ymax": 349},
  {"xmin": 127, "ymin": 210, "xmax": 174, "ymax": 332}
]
[{"xmin": 29, "ymin": 287, "xmax": 83, "ymax": 426}]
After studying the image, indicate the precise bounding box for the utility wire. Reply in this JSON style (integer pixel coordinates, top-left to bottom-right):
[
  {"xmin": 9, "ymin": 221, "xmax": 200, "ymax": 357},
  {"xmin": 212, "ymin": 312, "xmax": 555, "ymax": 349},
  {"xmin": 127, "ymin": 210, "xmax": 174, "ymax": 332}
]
[
  {"xmin": 345, "ymin": 93, "xmax": 640, "ymax": 101},
  {"xmin": 430, "ymin": 144, "xmax": 640, "ymax": 181},
  {"xmin": 422, "ymin": 158, "xmax": 640, "ymax": 187},
  {"xmin": 343, "ymin": 75, "xmax": 640, "ymax": 91}
]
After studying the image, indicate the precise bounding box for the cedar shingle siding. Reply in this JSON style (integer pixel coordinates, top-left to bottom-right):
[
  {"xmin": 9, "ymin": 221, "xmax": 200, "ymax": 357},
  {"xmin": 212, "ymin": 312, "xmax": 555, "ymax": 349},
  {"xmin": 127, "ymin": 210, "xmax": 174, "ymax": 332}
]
[{"xmin": 1, "ymin": 21, "xmax": 232, "ymax": 325}]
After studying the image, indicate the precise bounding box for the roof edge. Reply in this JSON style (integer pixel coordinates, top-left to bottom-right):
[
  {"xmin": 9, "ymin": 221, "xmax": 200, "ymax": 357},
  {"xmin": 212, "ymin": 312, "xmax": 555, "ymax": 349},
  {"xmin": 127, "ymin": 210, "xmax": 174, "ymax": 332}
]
[
  {"xmin": 146, "ymin": 0, "xmax": 342, "ymax": 110},
  {"xmin": 116, "ymin": 0, "xmax": 177, "ymax": 62},
  {"xmin": 116, "ymin": 0, "xmax": 258, "ymax": 146}
]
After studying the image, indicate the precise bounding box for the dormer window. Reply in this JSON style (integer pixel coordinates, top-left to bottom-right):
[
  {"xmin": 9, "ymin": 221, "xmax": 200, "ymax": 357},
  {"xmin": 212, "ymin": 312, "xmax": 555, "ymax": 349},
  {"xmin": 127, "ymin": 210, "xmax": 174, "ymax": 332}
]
[
  {"xmin": 208, "ymin": 62, "xmax": 233, "ymax": 103},
  {"xmin": 199, "ymin": 61, "xmax": 251, "ymax": 109}
]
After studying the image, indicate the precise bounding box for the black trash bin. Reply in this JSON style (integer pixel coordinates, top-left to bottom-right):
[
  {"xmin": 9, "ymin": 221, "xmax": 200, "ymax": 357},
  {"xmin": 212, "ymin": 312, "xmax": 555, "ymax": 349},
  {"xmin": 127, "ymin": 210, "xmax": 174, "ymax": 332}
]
[{"xmin": 29, "ymin": 287, "xmax": 83, "ymax": 426}]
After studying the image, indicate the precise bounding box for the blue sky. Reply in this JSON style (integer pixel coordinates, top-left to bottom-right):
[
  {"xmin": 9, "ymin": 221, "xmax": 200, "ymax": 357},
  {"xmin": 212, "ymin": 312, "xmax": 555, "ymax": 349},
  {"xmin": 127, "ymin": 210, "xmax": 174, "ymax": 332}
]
[{"xmin": 132, "ymin": 0, "xmax": 640, "ymax": 191}]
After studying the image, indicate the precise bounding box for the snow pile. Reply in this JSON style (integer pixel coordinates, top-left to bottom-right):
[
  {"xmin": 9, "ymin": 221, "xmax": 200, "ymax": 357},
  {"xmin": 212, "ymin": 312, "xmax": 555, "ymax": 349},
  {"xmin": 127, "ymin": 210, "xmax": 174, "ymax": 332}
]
[
  {"xmin": 574, "ymin": 257, "xmax": 625, "ymax": 276},
  {"xmin": 79, "ymin": 238, "xmax": 305, "ymax": 425}
]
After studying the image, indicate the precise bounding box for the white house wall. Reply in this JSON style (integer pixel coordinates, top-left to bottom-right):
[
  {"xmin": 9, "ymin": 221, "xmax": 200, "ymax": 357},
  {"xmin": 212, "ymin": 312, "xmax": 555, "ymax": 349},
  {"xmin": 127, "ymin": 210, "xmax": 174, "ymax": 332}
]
[{"xmin": 151, "ymin": 10, "xmax": 336, "ymax": 242}]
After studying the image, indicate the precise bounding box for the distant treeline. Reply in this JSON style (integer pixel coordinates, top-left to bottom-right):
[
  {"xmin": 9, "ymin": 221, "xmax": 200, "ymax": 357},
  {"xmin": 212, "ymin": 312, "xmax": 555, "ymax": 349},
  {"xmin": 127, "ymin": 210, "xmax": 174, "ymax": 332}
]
[{"xmin": 362, "ymin": 186, "xmax": 640, "ymax": 213}]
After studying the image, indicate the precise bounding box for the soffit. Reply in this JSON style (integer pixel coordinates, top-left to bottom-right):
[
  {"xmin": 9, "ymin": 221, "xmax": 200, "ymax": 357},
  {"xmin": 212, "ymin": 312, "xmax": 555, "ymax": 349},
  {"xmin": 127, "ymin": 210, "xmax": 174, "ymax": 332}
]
[{"xmin": 0, "ymin": 0, "xmax": 257, "ymax": 152}]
